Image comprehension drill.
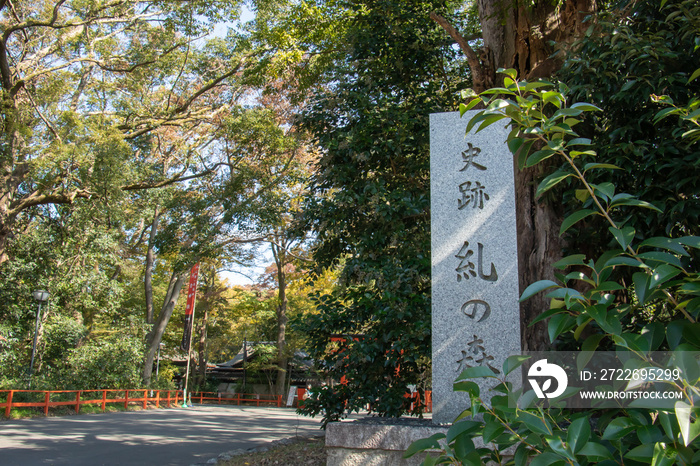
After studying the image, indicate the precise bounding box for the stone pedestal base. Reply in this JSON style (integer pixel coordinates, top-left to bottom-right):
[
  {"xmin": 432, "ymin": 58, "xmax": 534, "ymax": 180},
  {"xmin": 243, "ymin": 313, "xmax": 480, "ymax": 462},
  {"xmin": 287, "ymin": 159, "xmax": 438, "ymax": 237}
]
[{"xmin": 325, "ymin": 418, "xmax": 447, "ymax": 466}]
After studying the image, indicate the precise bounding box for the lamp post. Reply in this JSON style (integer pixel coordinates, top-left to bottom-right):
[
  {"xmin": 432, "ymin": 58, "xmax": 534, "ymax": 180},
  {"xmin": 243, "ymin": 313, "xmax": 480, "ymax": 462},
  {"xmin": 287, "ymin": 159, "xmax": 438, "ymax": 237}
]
[{"xmin": 28, "ymin": 289, "xmax": 50, "ymax": 389}]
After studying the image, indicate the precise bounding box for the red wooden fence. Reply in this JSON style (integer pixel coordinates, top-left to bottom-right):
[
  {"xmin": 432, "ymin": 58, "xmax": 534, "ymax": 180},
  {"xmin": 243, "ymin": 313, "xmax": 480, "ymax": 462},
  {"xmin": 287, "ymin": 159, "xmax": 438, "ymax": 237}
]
[
  {"xmin": 0, "ymin": 390, "xmax": 286, "ymax": 418},
  {"xmin": 1, "ymin": 389, "xmax": 430, "ymax": 418}
]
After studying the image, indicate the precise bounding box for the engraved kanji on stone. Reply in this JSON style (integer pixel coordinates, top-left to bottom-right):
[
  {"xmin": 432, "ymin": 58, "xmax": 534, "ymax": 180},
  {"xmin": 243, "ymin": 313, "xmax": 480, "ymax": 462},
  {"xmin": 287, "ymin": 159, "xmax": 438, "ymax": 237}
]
[
  {"xmin": 456, "ymin": 334, "xmax": 499, "ymax": 374},
  {"xmin": 458, "ymin": 181, "xmax": 490, "ymax": 210},
  {"xmin": 455, "ymin": 242, "xmax": 498, "ymax": 282},
  {"xmin": 461, "ymin": 299, "xmax": 491, "ymax": 322},
  {"xmin": 459, "ymin": 143, "xmax": 487, "ymax": 172}
]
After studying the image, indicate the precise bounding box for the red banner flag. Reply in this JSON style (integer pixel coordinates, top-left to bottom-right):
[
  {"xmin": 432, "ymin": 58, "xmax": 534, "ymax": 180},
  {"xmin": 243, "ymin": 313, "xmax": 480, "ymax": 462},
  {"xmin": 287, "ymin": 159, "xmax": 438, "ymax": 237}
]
[{"xmin": 180, "ymin": 263, "xmax": 200, "ymax": 353}]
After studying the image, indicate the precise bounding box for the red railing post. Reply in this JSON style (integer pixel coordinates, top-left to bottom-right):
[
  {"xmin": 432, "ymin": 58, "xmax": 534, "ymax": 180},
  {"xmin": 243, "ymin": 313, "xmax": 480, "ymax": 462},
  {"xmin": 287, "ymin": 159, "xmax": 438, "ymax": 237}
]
[
  {"xmin": 44, "ymin": 392, "xmax": 50, "ymax": 416},
  {"xmin": 199, "ymin": 392, "xmax": 204, "ymax": 404},
  {"xmin": 102, "ymin": 390, "xmax": 107, "ymax": 412},
  {"xmin": 143, "ymin": 390, "xmax": 147, "ymax": 410},
  {"xmin": 75, "ymin": 391, "xmax": 81, "ymax": 414},
  {"xmin": 167, "ymin": 390, "xmax": 172, "ymax": 408},
  {"xmin": 156, "ymin": 390, "xmax": 160, "ymax": 408},
  {"xmin": 5, "ymin": 390, "xmax": 13, "ymax": 418},
  {"xmin": 124, "ymin": 390, "xmax": 129, "ymax": 410},
  {"xmin": 277, "ymin": 395, "xmax": 282, "ymax": 408}
]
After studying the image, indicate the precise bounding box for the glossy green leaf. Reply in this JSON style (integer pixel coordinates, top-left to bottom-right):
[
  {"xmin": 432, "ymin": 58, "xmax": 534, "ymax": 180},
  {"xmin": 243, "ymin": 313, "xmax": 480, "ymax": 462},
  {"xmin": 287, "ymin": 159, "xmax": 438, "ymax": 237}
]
[
  {"xmin": 560, "ymin": 209, "xmax": 597, "ymax": 235},
  {"xmin": 625, "ymin": 444, "xmax": 655, "ymax": 462},
  {"xmin": 577, "ymin": 442, "xmax": 613, "ymax": 461},
  {"xmin": 567, "ymin": 417, "xmax": 591, "ymax": 454},
  {"xmin": 520, "ymin": 280, "xmax": 559, "ymax": 302},
  {"xmin": 456, "ymin": 365, "xmax": 498, "ymax": 380},
  {"xmin": 503, "ymin": 355, "xmax": 531, "ymax": 376},
  {"xmin": 403, "ymin": 433, "xmax": 445, "ymax": 458},
  {"xmin": 609, "ymin": 226, "xmax": 635, "ymax": 250},
  {"xmin": 536, "ymin": 171, "xmax": 573, "ymax": 198},
  {"xmin": 675, "ymin": 401, "xmax": 700, "ymax": 446}
]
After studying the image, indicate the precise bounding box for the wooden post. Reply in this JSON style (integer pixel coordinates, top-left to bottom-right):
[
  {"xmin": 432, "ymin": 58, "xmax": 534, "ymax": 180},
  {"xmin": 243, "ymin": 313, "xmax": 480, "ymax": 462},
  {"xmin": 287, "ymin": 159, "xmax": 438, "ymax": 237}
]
[
  {"xmin": 75, "ymin": 391, "xmax": 81, "ymax": 414},
  {"xmin": 5, "ymin": 390, "xmax": 13, "ymax": 418},
  {"xmin": 167, "ymin": 390, "xmax": 171, "ymax": 408},
  {"xmin": 44, "ymin": 392, "xmax": 50, "ymax": 416},
  {"xmin": 156, "ymin": 390, "xmax": 160, "ymax": 408},
  {"xmin": 142, "ymin": 389, "xmax": 147, "ymax": 410},
  {"xmin": 199, "ymin": 392, "xmax": 203, "ymax": 404},
  {"xmin": 125, "ymin": 390, "xmax": 129, "ymax": 410},
  {"xmin": 102, "ymin": 391, "xmax": 107, "ymax": 412}
]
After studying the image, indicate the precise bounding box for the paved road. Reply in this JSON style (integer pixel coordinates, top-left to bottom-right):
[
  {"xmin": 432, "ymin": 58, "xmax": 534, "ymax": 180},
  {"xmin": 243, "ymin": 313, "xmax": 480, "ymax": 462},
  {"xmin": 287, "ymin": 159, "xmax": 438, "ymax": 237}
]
[{"xmin": 0, "ymin": 405, "xmax": 326, "ymax": 466}]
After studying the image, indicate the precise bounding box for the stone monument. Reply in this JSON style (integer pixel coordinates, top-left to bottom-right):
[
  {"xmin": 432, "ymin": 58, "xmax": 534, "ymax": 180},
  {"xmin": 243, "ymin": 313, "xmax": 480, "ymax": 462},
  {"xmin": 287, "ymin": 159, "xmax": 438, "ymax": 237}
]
[
  {"xmin": 430, "ymin": 110, "xmax": 521, "ymax": 425},
  {"xmin": 325, "ymin": 111, "xmax": 521, "ymax": 464}
]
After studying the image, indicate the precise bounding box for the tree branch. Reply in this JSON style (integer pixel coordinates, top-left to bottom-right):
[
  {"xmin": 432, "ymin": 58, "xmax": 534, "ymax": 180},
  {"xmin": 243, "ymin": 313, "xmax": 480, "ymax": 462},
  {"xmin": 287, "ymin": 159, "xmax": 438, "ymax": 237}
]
[{"xmin": 430, "ymin": 11, "xmax": 490, "ymax": 93}]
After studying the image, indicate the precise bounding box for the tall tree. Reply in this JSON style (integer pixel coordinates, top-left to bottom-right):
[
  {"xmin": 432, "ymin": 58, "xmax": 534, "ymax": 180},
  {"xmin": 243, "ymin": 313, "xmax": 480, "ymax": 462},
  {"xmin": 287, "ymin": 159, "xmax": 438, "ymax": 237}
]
[
  {"xmin": 431, "ymin": 0, "xmax": 596, "ymax": 351},
  {"xmin": 288, "ymin": 0, "xmax": 471, "ymax": 423},
  {"xmin": 0, "ymin": 0, "xmax": 245, "ymax": 265}
]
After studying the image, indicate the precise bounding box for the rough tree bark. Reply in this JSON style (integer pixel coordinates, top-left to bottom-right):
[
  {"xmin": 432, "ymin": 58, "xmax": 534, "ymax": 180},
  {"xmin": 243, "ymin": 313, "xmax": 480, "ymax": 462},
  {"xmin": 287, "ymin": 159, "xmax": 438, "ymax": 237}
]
[
  {"xmin": 144, "ymin": 207, "xmax": 160, "ymax": 324},
  {"xmin": 197, "ymin": 307, "xmax": 209, "ymax": 388},
  {"xmin": 142, "ymin": 270, "xmax": 188, "ymax": 385},
  {"xmin": 272, "ymin": 238, "xmax": 289, "ymax": 396},
  {"xmin": 433, "ymin": 0, "xmax": 596, "ymax": 351}
]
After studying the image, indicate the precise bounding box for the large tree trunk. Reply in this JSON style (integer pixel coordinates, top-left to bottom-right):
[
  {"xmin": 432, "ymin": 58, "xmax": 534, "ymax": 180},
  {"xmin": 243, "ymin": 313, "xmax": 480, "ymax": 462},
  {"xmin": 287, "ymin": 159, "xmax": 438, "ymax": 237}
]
[
  {"xmin": 142, "ymin": 270, "xmax": 187, "ymax": 385},
  {"xmin": 272, "ymin": 241, "xmax": 289, "ymax": 396},
  {"xmin": 144, "ymin": 207, "xmax": 160, "ymax": 324},
  {"xmin": 196, "ymin": 307, "xmax": 208, "ymax": 388},
  {"xmin": 434, "ymin": 0, "xmax": 596, "ymax": 351}
]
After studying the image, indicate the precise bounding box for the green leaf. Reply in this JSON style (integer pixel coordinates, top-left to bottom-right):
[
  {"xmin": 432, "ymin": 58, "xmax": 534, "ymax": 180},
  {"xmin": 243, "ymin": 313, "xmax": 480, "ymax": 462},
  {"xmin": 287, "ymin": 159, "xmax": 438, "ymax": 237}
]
[
  {"xmin": 456, "ymin": 366, "xmax": 498, "ymax": 380},
  {"xmin": 446, "ymin": 420, "xmax": 481, "ymax": 443},
  {"xmin": 675, "ymin": 401, "xmax": 700, "ymax": 446},
  {"xmin": 633, "ymin": 272, "xmax": 652, "ymax": 304},
  {"xmin": 636, "ymin": 251, "xmax": 685, "ymax": 268},
  {"xmin": 577, "ymin": 442, "xmax": 613, "ymax": 461},
  {"xmin": 475, "ymin": 114, "xmax": 509, "ymax": 133},
  {"xmin": 548, "ymin": 314, "xmax": 575, "ymax": 342},
  {"xmin": 560, "ymin": 210, "xmax": 597, "ymax": 235},
  {"xmin": 530, "ymin": 307, "xmax": 568, "ymax": 326},
  {"xmin": 625, "ymin": 444, "xmax": 655, "ymax": 462},
  {"xmin": 570, "ymin": 102, "xmax": 602, "ymax": 112},
  {"xmin": 536, "ymin": 171, "xmax": 573, "ymax": 198},
  {"xmin": 678, "ymin": 236, "xmax": 700, "ymax": 249},
  {"xmin": 583, "ymin": 162, "xmax": 621, "ymax": 172},
  {"xmin": 640, "ymin": 322, "xmax": 665, "ymax": 351},
  {"xmin": 639, "ymin": 237, "xmax": 690, "ymax": 256},
  {"xmin": 688, "ymin": 68, "xmax": 700, "ymax": 84},
  {"xmin": 503, "ymin": 355, "xmax": 531, "ymax": 376},
  {"xmin": 609, "ymin": 226, "xmax": 635, "ymax": 250},
  {"xmin": 592, "ymin": 182, "xmax": 615, "ymax": 201},
  {"xmin": 514, "ymin": 443, "xmax": 530, "ymax": 466},
  {"xmin": 519, "ymin": 411, "xmax": 553, "ymax": 435},
  {"xmin": 453, "ymin": 381, "xmax": 480, "ymax": 396},
  {"xmin": 525, "ymin": 149, "xmax": 556, "ymax": 168},
  {"xmin": 610, "ymin": 197, "xmax": 663, "ymax": 212},
  {"xmin": 602, "ymin": 417, "xmax": 636, "ymax": 440},
  {"xmin": 552, "ymin": 254, "xmax": 587, "ymax": 269},
  {"xmin": 403, "ymin": 433, "xmax": 445, "ymax": 458},
  {"xmin": 585, "ymin": 304, "xmax": 622, "ymax": 335},
  {"xmin": 529, "ymin": 452, "xmax": 565, "ymax": 466},
  {"xmin": 520, "ymin": 280, "xmax": 559, "ymax": 302},
  {"xmin": 652, "ymin": 442, "xmax": 677, "ymax": 466},
  {"xmin": 483, "ymin": 421, "xmax": 505, "ymax": 443},
  {"xmin": 461, "ymin": 98, "xmax": 483, "ymax": 115},
  {"xmin": 567, "ymin": 417, "xmax": 591, "ymax": 454},
  {"xmin": 545, "ymin": 436, "xmax": 575, "ymax": 461},
  {"xmin": 649, "ymin": 264, "xmax": 681, "ymax": 288}
]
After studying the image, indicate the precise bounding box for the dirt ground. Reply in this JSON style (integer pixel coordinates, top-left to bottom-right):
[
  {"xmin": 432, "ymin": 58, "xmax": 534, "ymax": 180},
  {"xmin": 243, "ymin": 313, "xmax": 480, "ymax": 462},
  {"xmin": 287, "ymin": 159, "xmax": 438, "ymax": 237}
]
[{"xmin": 217, "ymin": 436, "xmax": 326, "ymax": 466}]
